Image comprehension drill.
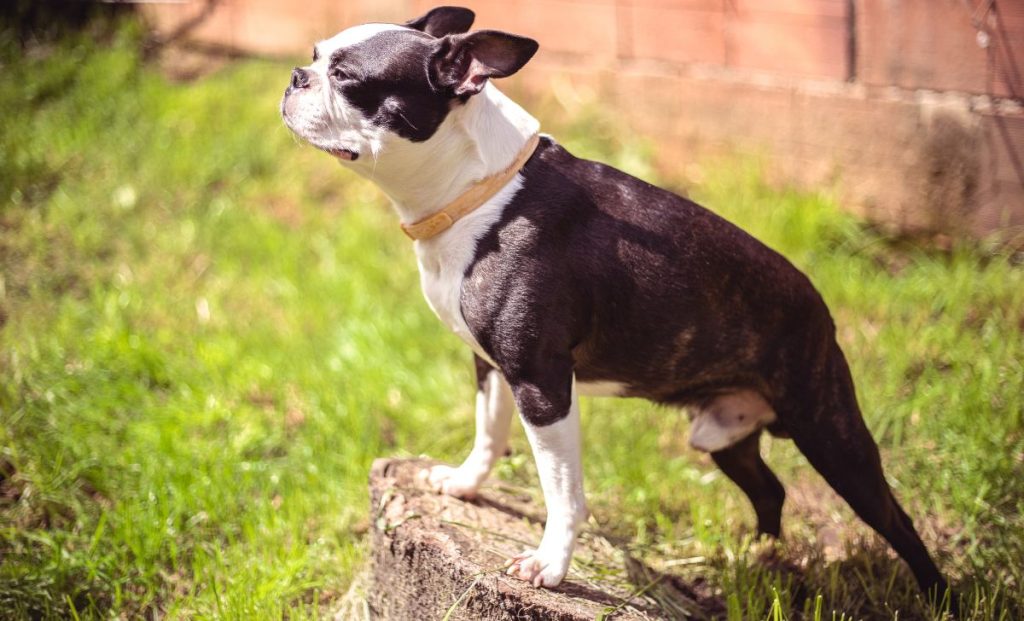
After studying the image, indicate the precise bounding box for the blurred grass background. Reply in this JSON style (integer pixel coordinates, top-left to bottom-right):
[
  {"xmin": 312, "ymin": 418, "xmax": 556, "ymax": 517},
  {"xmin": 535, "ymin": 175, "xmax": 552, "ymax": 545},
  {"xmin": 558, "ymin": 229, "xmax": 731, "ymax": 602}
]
[{"xmin": 1, "ymin": 13, "xmax": 1023, "ymax": 621}]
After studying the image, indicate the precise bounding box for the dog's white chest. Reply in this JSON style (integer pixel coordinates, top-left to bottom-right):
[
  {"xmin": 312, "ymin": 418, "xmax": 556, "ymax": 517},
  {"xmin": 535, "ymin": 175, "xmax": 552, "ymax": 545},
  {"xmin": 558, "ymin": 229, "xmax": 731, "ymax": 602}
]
[
  {"xmin": 412, "ymin": 177, "xmax": 523, "ymax": 366},
  {"xmin": 417, "ymin": 252, "xmax": 485, "ymax": 357}
]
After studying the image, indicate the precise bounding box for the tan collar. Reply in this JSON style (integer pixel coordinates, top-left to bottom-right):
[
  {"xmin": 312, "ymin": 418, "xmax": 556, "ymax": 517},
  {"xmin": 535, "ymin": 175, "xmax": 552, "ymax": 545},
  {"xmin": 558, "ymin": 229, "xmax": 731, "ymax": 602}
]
[{"xmin": 401, "ymin": 133, "xmax": 541, "ymax": 241}]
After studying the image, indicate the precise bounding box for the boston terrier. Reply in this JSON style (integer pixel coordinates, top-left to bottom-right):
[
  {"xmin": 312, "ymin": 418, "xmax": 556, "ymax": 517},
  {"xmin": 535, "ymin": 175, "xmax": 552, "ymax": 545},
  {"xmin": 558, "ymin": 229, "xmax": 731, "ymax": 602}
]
[{"xmin": 280, "ymin": 6, "xmax": 948, "ymax": 597}]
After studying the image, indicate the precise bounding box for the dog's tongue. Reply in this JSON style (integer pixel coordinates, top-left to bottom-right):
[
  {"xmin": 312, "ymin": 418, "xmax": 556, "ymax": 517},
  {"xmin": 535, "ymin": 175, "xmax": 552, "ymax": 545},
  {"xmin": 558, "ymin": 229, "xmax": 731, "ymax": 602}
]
[{"xmin": 329, "ymin": 147, "xmax": 358, "ymax": 161}]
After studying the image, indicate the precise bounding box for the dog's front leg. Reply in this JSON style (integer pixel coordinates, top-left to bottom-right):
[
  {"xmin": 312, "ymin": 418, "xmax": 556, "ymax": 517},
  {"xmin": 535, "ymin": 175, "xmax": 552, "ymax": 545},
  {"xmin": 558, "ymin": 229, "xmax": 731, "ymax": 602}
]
[
  {"xmin": 506, "ymin": 376, "xmax": 587, "ymax": 588},
  {"xmin": 425, "ymin": 355, "xmax": 515, "ymax": 498}
]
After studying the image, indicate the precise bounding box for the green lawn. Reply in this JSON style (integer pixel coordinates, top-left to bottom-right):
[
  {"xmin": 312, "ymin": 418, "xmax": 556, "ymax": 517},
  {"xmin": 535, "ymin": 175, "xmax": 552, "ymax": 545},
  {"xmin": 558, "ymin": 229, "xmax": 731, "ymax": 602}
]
[{"xmin": 2, "ymin": 19, "xmax": 1022, "ymax": 620}]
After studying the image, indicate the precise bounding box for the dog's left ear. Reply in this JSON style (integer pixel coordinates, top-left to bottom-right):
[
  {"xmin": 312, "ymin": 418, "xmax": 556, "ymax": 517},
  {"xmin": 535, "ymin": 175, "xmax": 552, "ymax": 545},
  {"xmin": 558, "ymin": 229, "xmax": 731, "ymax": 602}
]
[
  {"xmin": 405, "ymin": 6, "xmax": 475, "ymax": 37},
  {"xmin": 429, "ymin": 30, "xmax": 539, "ymax": 97}
]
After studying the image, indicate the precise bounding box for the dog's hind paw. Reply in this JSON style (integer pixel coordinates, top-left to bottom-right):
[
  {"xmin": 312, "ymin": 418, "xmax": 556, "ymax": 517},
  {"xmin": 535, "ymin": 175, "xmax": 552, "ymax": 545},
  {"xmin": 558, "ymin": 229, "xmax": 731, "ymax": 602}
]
[
  {"xmin": 420, "ymin": 463, "xmax": 485, "ymax": 498},
  {"xmin": 504, "ymin": 548, "xmax": 569, "ymax": 588}
]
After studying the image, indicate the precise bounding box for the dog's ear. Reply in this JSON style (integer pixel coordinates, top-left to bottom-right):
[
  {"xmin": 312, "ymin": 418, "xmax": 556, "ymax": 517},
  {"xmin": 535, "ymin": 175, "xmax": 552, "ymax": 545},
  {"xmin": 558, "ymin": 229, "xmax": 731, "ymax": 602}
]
[
  {"xmin": 429, "ymin": 30, "xmax": 539, "ymax": 97},
  {"xmin": 405, "ymin": 6, "xmax": 475, "ymax": 37}
]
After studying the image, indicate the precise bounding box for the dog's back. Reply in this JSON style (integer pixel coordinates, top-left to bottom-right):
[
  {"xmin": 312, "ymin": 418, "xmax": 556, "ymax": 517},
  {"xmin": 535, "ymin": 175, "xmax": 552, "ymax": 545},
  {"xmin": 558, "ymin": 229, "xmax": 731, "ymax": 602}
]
[{"xmin": 465, "ymin": 137, "xmax": 831, "ymax": 411}]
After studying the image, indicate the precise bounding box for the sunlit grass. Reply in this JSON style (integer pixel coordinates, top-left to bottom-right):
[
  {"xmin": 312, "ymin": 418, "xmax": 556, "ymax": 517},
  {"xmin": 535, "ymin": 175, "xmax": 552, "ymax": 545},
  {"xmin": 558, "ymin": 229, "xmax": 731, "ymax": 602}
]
[{"xmin": 2, "ymin": 19, "xmax": 1022, "ymax": 620}]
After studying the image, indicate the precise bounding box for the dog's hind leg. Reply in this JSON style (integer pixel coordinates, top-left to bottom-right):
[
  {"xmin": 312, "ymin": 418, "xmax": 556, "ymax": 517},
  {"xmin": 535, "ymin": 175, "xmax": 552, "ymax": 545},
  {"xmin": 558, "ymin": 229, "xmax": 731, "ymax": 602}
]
[
  {"xmin": 785, "ymin": 342, "xmax": 947, "ymax": 596},
  {"xmin": 711, "ymin": 430, "xmax": 786, "ymax": 538}
]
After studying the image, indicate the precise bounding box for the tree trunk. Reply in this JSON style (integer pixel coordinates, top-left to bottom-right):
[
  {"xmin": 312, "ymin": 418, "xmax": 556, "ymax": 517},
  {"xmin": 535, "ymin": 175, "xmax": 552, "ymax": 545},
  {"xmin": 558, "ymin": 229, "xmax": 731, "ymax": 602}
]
[{"xmin": 366, "ymin": 458, "xmax": 671, "ymax": 620}]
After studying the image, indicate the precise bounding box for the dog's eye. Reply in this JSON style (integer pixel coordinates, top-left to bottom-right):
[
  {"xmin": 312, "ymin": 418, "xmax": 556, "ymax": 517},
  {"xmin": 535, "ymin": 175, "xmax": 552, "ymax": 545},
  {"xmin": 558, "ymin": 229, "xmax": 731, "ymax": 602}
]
[{"xmin": 330, "ymin": 67, "xmax": 349, "ymax": 82}]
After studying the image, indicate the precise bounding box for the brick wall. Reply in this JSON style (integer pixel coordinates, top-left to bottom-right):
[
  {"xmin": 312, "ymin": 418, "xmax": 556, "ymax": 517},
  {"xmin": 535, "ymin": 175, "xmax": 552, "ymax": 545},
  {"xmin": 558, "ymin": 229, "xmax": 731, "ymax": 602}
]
[{"xmin": 143, "ymin": 0, "xmax": 1024, "ymax": 237}]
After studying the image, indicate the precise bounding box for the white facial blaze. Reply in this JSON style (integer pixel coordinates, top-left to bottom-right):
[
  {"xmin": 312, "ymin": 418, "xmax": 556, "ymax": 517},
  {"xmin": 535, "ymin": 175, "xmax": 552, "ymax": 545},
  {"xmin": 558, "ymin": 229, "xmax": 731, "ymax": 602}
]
[
  {"xmin": 318, "ymin": 23, "xmax": 411, "ymax": 149},
  {"xmin": 283, "ymin": 24, "xmax": 411, "ymax": 161},
  {"xmin": 318, "ymin": 23, "xmax": 408, "ymax": 53}
]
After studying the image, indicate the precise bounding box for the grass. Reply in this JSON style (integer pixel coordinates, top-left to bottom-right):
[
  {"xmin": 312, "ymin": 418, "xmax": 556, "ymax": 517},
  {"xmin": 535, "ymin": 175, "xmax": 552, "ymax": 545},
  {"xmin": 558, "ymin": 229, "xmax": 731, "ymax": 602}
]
[{"xmin": 2, "ymin": 17, "xmax": 1022, "ymax": 620}]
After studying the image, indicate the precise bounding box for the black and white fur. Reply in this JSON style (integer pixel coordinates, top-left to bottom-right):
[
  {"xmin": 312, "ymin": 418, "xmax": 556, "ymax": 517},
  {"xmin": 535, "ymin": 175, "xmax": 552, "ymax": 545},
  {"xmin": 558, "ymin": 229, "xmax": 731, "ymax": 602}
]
[{"xmin": 281, "ymin": 6, "xmax": 949, "ymax": 595}]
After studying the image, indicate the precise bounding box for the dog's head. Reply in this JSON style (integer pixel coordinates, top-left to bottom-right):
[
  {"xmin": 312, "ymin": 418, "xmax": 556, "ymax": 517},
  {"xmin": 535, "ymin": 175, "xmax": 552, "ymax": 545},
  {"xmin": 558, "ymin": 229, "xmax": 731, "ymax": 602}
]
[{"xmin": 280, "ymin": 6, "xmax": 538, "ymax": 165}]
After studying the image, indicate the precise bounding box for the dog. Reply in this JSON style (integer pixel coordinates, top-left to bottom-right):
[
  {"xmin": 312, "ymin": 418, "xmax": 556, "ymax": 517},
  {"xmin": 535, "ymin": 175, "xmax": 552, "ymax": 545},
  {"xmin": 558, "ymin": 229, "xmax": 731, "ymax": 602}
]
[{"xmin": 280, "ymin": 5, "xmax": 948, "ymax": 597}]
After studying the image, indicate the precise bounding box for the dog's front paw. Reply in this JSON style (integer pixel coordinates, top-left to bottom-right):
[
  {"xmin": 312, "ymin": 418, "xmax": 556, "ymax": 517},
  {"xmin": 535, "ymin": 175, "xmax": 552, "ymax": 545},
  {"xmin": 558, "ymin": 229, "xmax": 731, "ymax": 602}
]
[
  {"xmin": 504, "ymin": 548, "xmax": 570, "ymax": 588},
  {"xmin": 421, "ymin": 463, "xmax": 485, "ymax": 498}
]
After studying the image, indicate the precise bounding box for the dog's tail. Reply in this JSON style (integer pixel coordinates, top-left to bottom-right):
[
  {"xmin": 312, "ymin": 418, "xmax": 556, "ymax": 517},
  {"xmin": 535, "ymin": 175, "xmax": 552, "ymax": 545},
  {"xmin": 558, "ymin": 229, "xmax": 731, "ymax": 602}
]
[{"xmin": 784, "ymin": 340, "xmax": 949, "ymax": 598}]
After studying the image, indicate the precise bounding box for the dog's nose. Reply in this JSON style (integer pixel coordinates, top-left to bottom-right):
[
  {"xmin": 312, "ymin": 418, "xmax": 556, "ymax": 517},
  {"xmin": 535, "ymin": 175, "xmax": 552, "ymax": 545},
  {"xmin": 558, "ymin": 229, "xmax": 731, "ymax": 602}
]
[{"xmin": 291, "ymin": 68, "xmax": 310, "ymax": 90}]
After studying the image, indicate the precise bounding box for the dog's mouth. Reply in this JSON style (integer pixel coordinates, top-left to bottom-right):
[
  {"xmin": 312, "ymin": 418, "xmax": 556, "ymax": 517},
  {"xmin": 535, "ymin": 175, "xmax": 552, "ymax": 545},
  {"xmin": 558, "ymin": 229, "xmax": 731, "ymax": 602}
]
[{"xmin": 326, "ymin": 147, "xmax": 359, "ymax": 161}]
